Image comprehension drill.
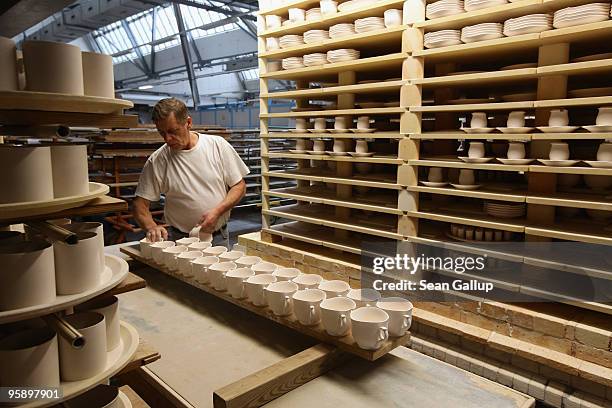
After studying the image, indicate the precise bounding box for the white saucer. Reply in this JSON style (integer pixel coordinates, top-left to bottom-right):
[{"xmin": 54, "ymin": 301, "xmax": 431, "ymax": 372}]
[
  {"xmin": 327, "ymin": 151, "xmax": 349, "ymax": 156},
  {"xmin": 306, "ymin": 150, "xmax": 324, "ymax": 155},
  {"xmin": 420, "ymin": 181, "xmax": 448, "ymax": 187},
  {"xmin": 350, "ymin": 128, "xmax": 376, "ymax": 133},
  {"xmin": 309, "ymin": 129, "xmax": 329, "ymax": 133},
  {"xmin": 497, "ymin": 127, "xmax": 534, "ymax": 134},
  {"xmin": 536, "ymin": 126, "xmax": 579, "ymax": 133},
  {"xmin": 348, "ymin": 152, "xmax": 375, "ymax": 157},
  {"xmin": 584, "ymin": 125, "xmax": 612, "ymax": 133},
  {"xmin": 462, "ymin": 127, "xmax": 495, "ymax": 134},
  {"xmin": 328, "ymin": 129, "xmax": 351, "ymax": 133},
  {"xmin": 584, "ymin": 160, "xmax": 612, "ymax": 168},
  {"xmin": 289, "ymin": 129, "xmax": 308, "ymax": 133},
  {"xmin": 537, "ymin": 159, "xmax": 579, "ymax": 167},
  {"xmin": 497, "ymin": 158, "xmax": 535, "ymax": 165},
  {"xmin": 459, "ymin": 157, "xmax": 495, "ymax": 163},
  {"xmin": 450, "ymin": 183, "xmax": 483, "ymax": 190},
  {"xmin": 289, "ymin": 150, "xmax": 307, "ymax": 154}
]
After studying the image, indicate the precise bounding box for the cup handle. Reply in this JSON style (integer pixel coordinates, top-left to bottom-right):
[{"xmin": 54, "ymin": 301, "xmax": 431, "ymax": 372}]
[
  {"xmin": 378, "ymin": 327, "xmax": 388, "ymax": 343},
  {"xmin": 402, "ymin": 314, "xmax": 412, "ymax": 331},
  {"xmin": 338, "ymin": 313, "xmax": 347, "ymax": 330},
  {"xmin": 283, "ymin": 295, "xmax": 291, "ymax": 310},
  {"xmin": 308, "ymin": 305, "xmax": 315, "ymax": 321}
]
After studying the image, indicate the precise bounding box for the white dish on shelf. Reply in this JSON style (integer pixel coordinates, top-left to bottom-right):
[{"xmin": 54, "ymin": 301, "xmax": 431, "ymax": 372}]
[
  {"xmin": 496, "ymin": 127, "xmax": 534, "ymax": 134},
  {"xmin": 536, "ymin": 126, "xmax": 580, "ymax": 133},
  {"xmin": 458, "ymin": 157, "xmax": 495, "ymax": 163},
  {"xmin": 326, "ymin": 151, "xmax": 349, "ymax": 156},
  {"xmin": 289, "ymin": 150, "xmax": 307, "ymax": 154},
  {"xmin": 420, "ymin": 181, "xmax": 449, "ymax": 187},
  {"xmin": 584, "ymin": 160, "xmax": 612, "ymax": 168},
  {"xmin": 584, "ymin": 125, "xmax": 612, "ymax": 133},
  {"xmin": 0, "ymin": 254, "xmax": 128, "ymax": 324},
  {"xmin": 348, "ymin": 152, "xmax": 375, "ymax": 157},
  {"xmin": 308, "ymin": 129, "xmax": 328, "ymax": 133},
  {"xmin": 497, "ymin": 158, "xmax": 535, "ymax": 165},
  {"xmin": 500, "ymin": 62, "xmax": 538, "ymax": 70},
  {"xmin": 350, "ymin": 128, "xmax": 376, "ymax": 133},
  {"xmin": 537, "ymin": 159, "xmax": 579, "ymax": 167},
  {"xmin": 450, "ymin": 183, "xmax": 482, "ymax": 190},
  {"xmin": 328, "ymin": 129, "xmax": 351, "ymax": 133},
  {"xmin": 462, "ymin": 127, "xmax": 495, "ymax": 134}
]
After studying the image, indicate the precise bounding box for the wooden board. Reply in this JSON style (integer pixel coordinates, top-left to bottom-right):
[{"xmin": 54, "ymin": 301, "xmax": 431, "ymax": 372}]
[
  {"xmin": 266, "ymin": 152, "xmax": 403, "ymax": 164},
  {"xmin": 409, "ymin": 185, "xmax": 527, "ymax": 203},
  {"xmin": 265, "ymin": 169, "xmax": 402, "ymax": 189},
  {"xmin": 263, "ymin": 131, "xmax": 405, "ymax": 139},
  {"xmin": 261, "ymin": 81, "xmax": 404, "ymax": 99},
  {"xmin": 94, "ymin": 272, "xmax": 147, "ymax": 299},
  {"xmin": 261, "ymin": 107, "xmax": 405, "ymax": 118},
  {"xmin": 118, "ymin": 338, "xmax": 162, "ymax": 376},
  {"xmin": 413, "ymin": 68, "xmax": 538, "ymax": 87},
  {"xmin": 410, "ymin": 159, "xmax": 530, "ymax": 172},
  {"xmin": 411, "ymin": 101, "xmax": 534, "ymax": 112},
  {"xmin": 410, "ymin": 132, "xmax": 531, "ymax": 141},
  {"xmin": 0, "ymin": 91, "xmax": 133, "ymax": 114},
  {"xmin": 212, "ymin": 344, "xmax": 348, "ymax": 408},
  {"xmin": 121, "ymin": 245, "xmax": 410, "ymax": 361},
  {"xmin": 0, "ymin": 110, "xmax": 139, "ymax": 128}
]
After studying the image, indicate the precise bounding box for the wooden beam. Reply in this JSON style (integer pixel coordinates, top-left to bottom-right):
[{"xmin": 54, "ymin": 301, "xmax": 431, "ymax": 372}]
[{"xmin": 213, "ymin": 344, "xmax": 348, "ymax": 408}]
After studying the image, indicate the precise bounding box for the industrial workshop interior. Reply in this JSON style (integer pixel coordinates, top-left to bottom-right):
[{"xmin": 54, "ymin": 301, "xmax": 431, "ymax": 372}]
[{"xmin": 2, "ymin": 0, "xmax": 612, "ymax": 406}]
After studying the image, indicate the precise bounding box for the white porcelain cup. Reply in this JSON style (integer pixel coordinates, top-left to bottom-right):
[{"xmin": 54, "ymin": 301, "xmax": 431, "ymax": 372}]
[
  {"xmin": 292, "ymin": 273, "xmax": 324, "ymax": 289},
  {"xmin": 333, "ymin": 139, "xmax": 347, "ymax": 153},
  {"xmin": 475, "ymin": 228, "xmax": 484, "ymax": 241},
  {"xmin": 151, "ymin": 241, "xmax": 175, "ymax": 264},
  {"xmin": 203, "ymin": 246, "xmax": 228, "ymax": 257},
  {"xmin": 266, "ymin": 281, "xmax": 299, "ymax": 316},
  {"xmin": 63, "ymin": 222, "xmax": 105, "ymax": 269},
  {"xmin": 320, "ymin": 297, "xmax": 355, "ymax": 336},
  {"xmin": 0, "ymin": 327, "xmax": 60, "ymax": 388},
  {"xmin": 507, "ymin": 142, "xmax": 526, "ymax": 159},
  {"xmin": 219, "ymin": 250, "xmax": 245, "ymax": 263},
  {"xmin": 296, "ymin": 139, "xmax": 312, "ymax": 151},
  {"xmin": 246, "ymin": 274, "xmax": 277, "ymax": 306},
  {"xmin": 252, "ymin": 261, "xmax": 278, "ymax": 275},
  {"xmin": 314, "ymin": 117, "xmax": 327, "ymax": 131},
  {"xmin": 318, "ymin": 280, "xmax": 350, "ymax": 298},
  {"xmin": 507, "ymin": 111, "xmax": 526, "ymax": 128},
  {"xmin": 350, "ymin": 307, "xmax": 389, "ymax": 350},
  {"xmin": 293, "ymin": 289, "xmax": 326, "ymax": 325},
  {"xmin": 162, "ymin": 245, "xmax": 188, "ymax": 271},
  {"xmin": 313, "ymin": 139, "xmax": 326, "ymax": 151},
  {"xmin": 208, "ymin": 261, "xmax": 237, "ymax": 291},
  {"xmin": 320, "ymin": 0, "xmax": 338, "ymax": 14},
  {"xmin": 470, "ymin": 112, "xmax": 487, "ymax": 129},
  {"xmin": 177, "ymin": 251, "xmax": 203, "ymax": 277},
  {"xmin": 468, "ymin": 142, "xmax": 485, "ymax": 159},
  {"xmin": 288, "ymin": 7, "xmax": 306, "ymax": 21},
  {"xmin": 59, "ymin": 312, "xmax": 107, "ymax": 381},
  {"xmin": 384, "ymin": 9, "xmax": 403, "ymax": 27},
  {"xmin": 484, "ymin": 230, "xmax": 493, "ymax": 241},
  {"xmin": 458, "ymin": 169, "xmax": 475, "ymax": 185},
  {"xmin": 596, "ymin": 107, "xmax": 612, "ymax": 126},
  {"xmin": 355, "ymin": 140, "xmax": 368, "ymax": 153},
  {"xmin": 176, "ymin": 237, "xmax": 199, "ymax": 246},
  {"xmin": 549, "ymin": 142, "xmax": 570, "ymax": 160},
  {"xmin": 597, "ymin": 142, "xmax": 612, "ymax": 161},
  {"xmin": 265, "ymin": 15, "xmax": 282, "ymax": 29},
  {"xmin": 548, "ymin": 109, "xmax": 569, "ymax": 127},
  {"xmin": 334, "ymin": 116, "xmax": 347, "ymax": 130},
  {"xmin": 139, "ymin": 238, "xmax": 154, "ymax": 259},
  {"xmin": 376, "ymin": 297, "xmax": 413, "ymax": 337},
  {"xmin": 295, "ymin": 118, "xmax": 307, "ymax": 130},
  {"xmin": 428, "ymin": 167, "xmax": 444, "ymax": 182},
  {"xmin": 357, "ymin": 116, "xmax": 370, "ymax": 130},
  {"xmin": 465, "ymin": 227, "xmax": 474, "ymax": 240},
  {"xmin": 235, "ymin": 255, "xmax": 262, "ymax": 269},
  {"xmin": 347, "ymin": 288, "xmax": 381, "ymax": 307},
  {"xmin": 75, "ymin": 296, "xmax": 120, "ymax": 351},
  {"xmin": 226, "ymin": 267, "xmax": 255, "ymax": 299},
  {"xmin": 191, "ymin": 256, "xmax": 219, "ymax": 284},
  {"xmin": 188, "ymin": 241, "xmax": 212, "ymax": 252},
  {"xmin": 273, "ymin": 267, "xmax": 301, "ymax": 281}
]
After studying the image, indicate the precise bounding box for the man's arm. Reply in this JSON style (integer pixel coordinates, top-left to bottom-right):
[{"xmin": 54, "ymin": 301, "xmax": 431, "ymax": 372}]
[
  {"xmin": 133, "ymin": 196, "xmax": 168, "ymax": 242},
  {"xmin": 198, "ymin": 179, "xmax": 246, "ymax": 233}
]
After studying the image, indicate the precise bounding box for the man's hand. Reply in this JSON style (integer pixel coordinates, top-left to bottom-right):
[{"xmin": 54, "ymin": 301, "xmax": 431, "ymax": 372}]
[
  {"xmin": 146, "ymin": 225, "xmax": 168, "ymax": 242},
  {"xmin": 198, "ymin": 208, "xmax": 221, "ymax": 233}
]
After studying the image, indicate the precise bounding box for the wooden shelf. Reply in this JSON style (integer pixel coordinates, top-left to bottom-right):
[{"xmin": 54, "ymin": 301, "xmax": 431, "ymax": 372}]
[
  {"xmin": 261, "ymin": 80, "xmax": 405, "ymax": 99},
  {"xmin": 259, "ymin": 0, "xmax": 405, "ymax": 36},
  {"xmin": 263, "ymin": 222, "xmax": 364, "ymax": 255},
  {"xmin": 121, "ymin": 245, "xmax": 410, "ymax": 361},
  {"xmin": 529, "ymin": 165, "xmax": 612, "ymax": 176},
  {"xmin": 260, "ymin": 26, "xmax": 406, "ymax": 59},
  {"xmin": 263, "ymin": 131, "xmax": 405, "ymax": 139},
  {"xmin": 532, "ymin": 132, "xmax": 612, "ymax": 140},
  {"xmin": 265, "ymin": 169, "xmax": 403, "ymax": 189},
  {"xmin": 266, "ymin": 152, "xmax": 403, "ymax": 164},
  {"xmin": 412, "ymin": 68, "xmax": 538, "ymax": 87},
  {"xmin": 534, "ymin": 96, "xmax": 612, "ymax": 108},
  {"xmin": 0, "ymin": 110, "xmax": 138, "ymax": 128},
  {"xmin": 540, "ymin": 20, "xmax": 612, "ymax": 43},
  {"xmin": 410, "ymin": 159, "xmax": 530, "ymax": 172},
  {"xmin": 260, "ymin": 53, "xmax": 407, "ymax": 80},
  {"xmin": 527, "ymin": 192, "xmax": 612, "ymax": 211},
  {"xmin": 538, "ymin": 58, "xmax": 612, "ymax": 77},
  {"xmin": 261, "ymin": 107, "xmax": 405, "ymax": 118},
  {"xmin": 410, "ymin": 207, "xmax": 526, "ymax": 232},
  {"xmin": 412, "ymin": 101, "xmax": 534, "ymax": 112},
  {"xmin": 409, "ymin": 185, "xmax": 526, "ymax": 202},
  {"xmin": 0, "ymin": 91, "xmax": 133, "ymax": 114},
  {"xmin": 258, "ymin": 0, "xmax": 320, "ymax": 16},
  {"xmin": 411, "ymin": 132, "xmax": 531, "ymax": 141},
  {"xmin": 526, "ymin": 221, "xmax": 612, "ymax": 246}
]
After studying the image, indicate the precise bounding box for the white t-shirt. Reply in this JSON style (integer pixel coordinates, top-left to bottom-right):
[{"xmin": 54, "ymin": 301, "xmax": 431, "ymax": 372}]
[{"xmin": 135, "ymin": 133, "xmax": 250, "ymax": 233}]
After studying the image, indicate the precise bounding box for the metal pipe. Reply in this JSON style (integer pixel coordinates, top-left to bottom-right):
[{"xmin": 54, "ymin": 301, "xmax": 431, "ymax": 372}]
[
  {"xmin": 0, "ymin": 125, "xmax": 70, "ymax": 138},
  {"xmin": 26, "ymin": 221, "xmax": 78, "ymax": 245},
  {"xmin": 42, "ymin": 314, "xmax": 85, "ymax": 349}
]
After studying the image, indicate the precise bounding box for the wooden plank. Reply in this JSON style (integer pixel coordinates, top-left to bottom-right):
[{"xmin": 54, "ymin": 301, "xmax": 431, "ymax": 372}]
[
  {"xmin": 263, "ymin": 131, "xmax": 405, "ymax": 139},
  {"xmin": 540, "ymin": 20, "xmax": 612, "ymax": 43},
  {"xmin": 411, "ymin": 101, "xmax": 534, "ymax": 112},
  {"xmin": 118, "ymin": 367, "xmax": 194, "ymax": 408},
  {"xmin": 535, "ymin": 96, "xmax": 612, "ymax": 108},
  {"xmin": 412, "ymin": 68, "xmax": 538, "ymax": 87},
  {"xmin": 525, "ymin": 225, "xmax": 612, "ymax": 246},
  {"xmin": 265, "ymin": 170, "xmax": 403, "ymax": 189},
  {"xmin": 212, "ymin": 344, "xmax": 348, "ymax": 408},
  {"xmin": 260, "ymin": 26, "xmax": 406, "ymax": 59},
  {"xmin": 409, "ymin": 185, "xmax": 526, "ymax": 202},
  {"xmin": 261, "ymin": 81, "xmax": 405, "ymax": 99},
  {"xmin": 410, "ymin": 132, "xmax": 531, "ymax": 141},
  {"xmin": 261, "ymin": 107, "xmax": 405, "ymax": 118},
  {"xmin": 0, "ymin": 90, "xmax": 133, "ymax": 114},
  {"xmin": 529, "ymin": 165, "xmax": 612, "ymax": 176},
  {"xmin": 527, "ymin": 192, "xmax": 612, "ymax": 211},
  {"xmin": 266, "ymin": 152, "xmax": 403, "ymax": 164},
  {"xmin": 0, "ymin": 110, "xmax": 139, "ymax": 128},
  {"xmin": 537, "ymin": 58, "xmax": 612, "ymax": 77},
  {"xmin": 93, "ymin": 272, "xmax": 147, "ymax": 299},
  {"xmin": 409, "ymin": 209, "xmax": 526, "ymax": 232},
  {"xmin": 118, "ymin": 339, "xmax": 162, "ymax": 376},
  {"xmin": 410, "ymin": 159, "xmax": 530, "ymax": 172},
  {"xmin": 121, "ymin": 245, "xmax": 411, "ymax": 361},
  {"xmin": 263, "ymin": 224, "xmax": 365, "ymax": 255},
  {"xmin": 532, "ymin": 132, "xmax": 612, "ymax": 140}
]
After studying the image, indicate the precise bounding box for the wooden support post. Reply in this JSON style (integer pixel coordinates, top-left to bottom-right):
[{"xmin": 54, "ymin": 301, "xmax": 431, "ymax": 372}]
[
  {"xmin": 212, "ymin": 344, "xmax": 348, "ymax": 408},
  {"xmin": 295, "ymin": 80, "xmax": 311, "ymax": 195}
]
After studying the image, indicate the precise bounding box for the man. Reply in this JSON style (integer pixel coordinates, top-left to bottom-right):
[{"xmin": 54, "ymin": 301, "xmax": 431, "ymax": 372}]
[{"xmin": 133, "ymin": 97, "xmax": 249, "ymax": 246}]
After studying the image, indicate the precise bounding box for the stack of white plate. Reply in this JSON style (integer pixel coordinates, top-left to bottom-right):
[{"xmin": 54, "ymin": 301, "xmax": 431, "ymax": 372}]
[
  {"xmin": 306, "ymin": 7, "xmax": 323, "ymax": 21},
  {"xmin": 303, "ymin": 53, "xmax": 328, "ymax": 66},
  {"xmin": 304, "ymin": 29, "xmax": 330, "ymax": 43},
  {"xmin": 329, "ymin": 23, "xmax": 356, "ymax": 38},
  {"xmin": 327, "ymin": 49, "xmax": 360, "ymax": 63},
  {"xmin": 282, "ymin": 57, "xmax": 305, "ymax": 70},
  {"xmin": 461, "ymin": 23, "xmax": 503, "ymax": 43},
  {"xmin": 424, "ymin": 30, "xmax": 462, "ymax": 48},
  {"xmin": 503, "ymin": 14, "xmax": 552, "ymax": 36},
  {"xmin": 355, "ymin": 17, "xmax": 386, "ymax": 33},
  {"xmin": 279, "ymin": 34, "xmax": 305, "ymax": 48},
  {"xmin": 337, "ymin": 0, "xmax": 376, "ymax": 12},
  {"xmin": 553, "ymin": 3, "xmax": 610, "ymax": 29},
  {"xmin": 426, "ymin": 0, "xmax": 465, "ymax": 19},
  {"xmin": 464, "ymin": 0, "xmax": 507, "ymax": 12},
  {"xmin": 484, "ymin": 202, "xmax": 526, "ymax": 219}
]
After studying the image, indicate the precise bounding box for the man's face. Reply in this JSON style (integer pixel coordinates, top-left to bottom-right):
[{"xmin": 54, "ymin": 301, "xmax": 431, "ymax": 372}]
[{"xmin": 155, "ymin": 112, "xmax": 192, "ymax": 150}]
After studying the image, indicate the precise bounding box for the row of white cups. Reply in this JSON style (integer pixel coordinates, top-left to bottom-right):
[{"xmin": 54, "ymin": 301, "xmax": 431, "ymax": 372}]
[{"xmin": 140, "ymin": 238, "xmax": 413, "ymax": 350}]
